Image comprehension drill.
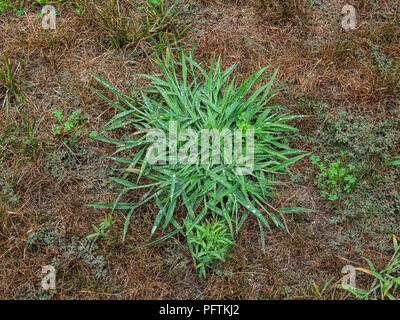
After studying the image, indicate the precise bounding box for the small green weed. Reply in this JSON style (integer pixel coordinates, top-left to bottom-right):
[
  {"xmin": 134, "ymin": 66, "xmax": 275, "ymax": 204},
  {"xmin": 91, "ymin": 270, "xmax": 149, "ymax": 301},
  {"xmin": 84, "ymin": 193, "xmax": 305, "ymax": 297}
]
[
  {"xmin": 310, "ymin": 153, "xmax": 356, "ymax": 201},
  {"xmin": 390, "ymin": 156, "xmax": 400, "ymax": 166},
  {"xmin": 52, "ymin": 109, "xmax": 83, "ymax": 145},
  {"xmin": 311, "ymin": 276, "xmax": 336, "ymax": 300},
  {"xmin": 0, "ymin": 0, "xmax": 24, "ymax": 15},
  {"xmin": 87, "ymin": 213, "xmax": 116, "ymax": 246},
  {"xmin": 340, "ymin": 235, "xmax": 400, "ymax": 300},
  {"xmin": 0, "ymin": 0, "xmax": 64, "ymax": 15},
  {"xmin": 186, "ymin": 219, "xmax": 234, "ymax": 278}
]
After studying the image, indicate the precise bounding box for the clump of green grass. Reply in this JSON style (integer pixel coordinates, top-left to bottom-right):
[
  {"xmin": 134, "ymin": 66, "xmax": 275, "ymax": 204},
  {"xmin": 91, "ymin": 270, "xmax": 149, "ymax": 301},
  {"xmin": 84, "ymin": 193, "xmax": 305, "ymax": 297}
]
[
  {"xmin": 340, "ymin": 235, "xmax": 400, "ymax": 300},
  {"xmin": 0, "ymin": 56, "xmax": 23, "ymax": 99},
  {"xmin": 82, "ymin": 0, "xmax": 143, "ymax": 48},
  {"xmin": 89, "ymin": 51, "xmax": 307, "ymax": 276},
  {"xmin": 1, "ymin": 56, "xmax": 41, "ymax": 158},
  {"xmin": 0, "ymin": 101, "xmax": 44, "ymax": 159},
  {"xmin": 82, "ymin": 0, "xmax": 189, "ymax": 50},
  {"xmin": 186, "ymin": 219, "xmax": 234, "ymax": 278},
  {"xmin": 140, "ymin": 0, "xmax": 190, "ymax": 54}
]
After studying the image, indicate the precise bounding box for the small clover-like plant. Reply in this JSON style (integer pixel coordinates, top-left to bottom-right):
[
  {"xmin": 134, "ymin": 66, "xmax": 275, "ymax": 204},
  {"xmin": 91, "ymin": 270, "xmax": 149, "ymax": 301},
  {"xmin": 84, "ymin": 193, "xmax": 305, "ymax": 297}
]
[
  {"xmin": 310, "ymin": 153, "xmax": 356, "ymax": 201},
  {"xmin": 52, "ymin": 109, "xmax": 82, "ymax": 144},
  {"xmin": 186, "ymin": 219, "xmax": 235, "ymax": 278}
]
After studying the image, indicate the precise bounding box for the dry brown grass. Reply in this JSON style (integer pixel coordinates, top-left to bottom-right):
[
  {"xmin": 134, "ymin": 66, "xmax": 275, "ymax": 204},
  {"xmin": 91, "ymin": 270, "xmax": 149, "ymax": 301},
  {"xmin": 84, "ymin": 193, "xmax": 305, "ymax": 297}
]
[{"xmin": 0, "ymin": 0, "xmax": 399, "ymax": 299}]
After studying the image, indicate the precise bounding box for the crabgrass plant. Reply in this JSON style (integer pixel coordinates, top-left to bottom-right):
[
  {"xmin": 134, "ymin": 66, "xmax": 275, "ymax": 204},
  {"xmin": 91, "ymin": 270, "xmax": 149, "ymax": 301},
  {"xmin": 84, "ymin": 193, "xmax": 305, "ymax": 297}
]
[
  {"xmin": 186, "ymin": 219, "xmax": 235, "ymax": 278},
  {"xmin": 89, "ymin": 51, "xmax": 308, "ymax": 276}
]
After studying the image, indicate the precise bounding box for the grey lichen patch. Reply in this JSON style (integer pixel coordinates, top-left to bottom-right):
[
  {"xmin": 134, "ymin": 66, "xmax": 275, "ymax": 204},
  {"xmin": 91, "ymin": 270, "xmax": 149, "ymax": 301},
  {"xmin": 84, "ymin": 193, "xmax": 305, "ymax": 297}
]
[{"xmin": 21, "ymin": 222, "xmax": 109, "ymax": 299}]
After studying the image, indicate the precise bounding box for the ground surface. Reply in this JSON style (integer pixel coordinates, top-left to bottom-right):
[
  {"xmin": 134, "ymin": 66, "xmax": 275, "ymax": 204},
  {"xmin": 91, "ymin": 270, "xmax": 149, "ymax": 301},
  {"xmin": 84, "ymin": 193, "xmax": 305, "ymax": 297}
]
[{"xmin": 0, "ymin": 0, "xmax": 399, "ymax": 299}]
